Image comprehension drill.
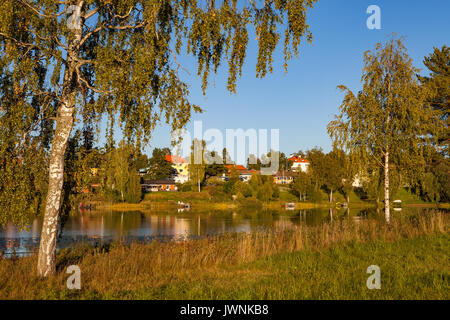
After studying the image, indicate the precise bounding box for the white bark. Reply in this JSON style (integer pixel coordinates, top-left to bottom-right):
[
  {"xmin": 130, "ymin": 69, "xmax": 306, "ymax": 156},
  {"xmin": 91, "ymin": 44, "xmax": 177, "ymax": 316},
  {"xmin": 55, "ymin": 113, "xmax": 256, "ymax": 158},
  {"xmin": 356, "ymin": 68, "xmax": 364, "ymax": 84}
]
[
  {"xmin": 384, "ymin": 151, "xmax": 390, "ymax": 223},
  {"xmin": 37, "ymin": 105, "xmax": 74, "ymax": 276}
]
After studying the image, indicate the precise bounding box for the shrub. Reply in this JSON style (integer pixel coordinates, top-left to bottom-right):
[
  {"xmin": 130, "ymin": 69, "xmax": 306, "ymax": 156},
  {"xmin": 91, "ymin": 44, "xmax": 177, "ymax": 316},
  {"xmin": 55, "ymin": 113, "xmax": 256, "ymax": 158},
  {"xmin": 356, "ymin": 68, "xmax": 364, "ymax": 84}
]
[
  {"xmin": 272, "ymin": 186, "xmax": 280, "ymax": 199},
  {"xmin": 232, "ymin": 181, "xmax": 253, "ymax": 198},
  {"xmin": 206, "ymin": 176, "xmax": 224, "ymax": 186},
  {"xmin": 223, "ymin": 181, "xmax": 235, "ymax": 194}
]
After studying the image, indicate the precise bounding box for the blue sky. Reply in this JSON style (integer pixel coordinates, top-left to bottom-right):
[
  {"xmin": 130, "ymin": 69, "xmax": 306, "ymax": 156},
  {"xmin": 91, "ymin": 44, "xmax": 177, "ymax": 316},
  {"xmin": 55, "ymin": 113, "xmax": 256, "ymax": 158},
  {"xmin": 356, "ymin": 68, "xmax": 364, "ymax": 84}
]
[{"xmin": 102, "ymin": 0, "xmax": 449, "ymax": 161}]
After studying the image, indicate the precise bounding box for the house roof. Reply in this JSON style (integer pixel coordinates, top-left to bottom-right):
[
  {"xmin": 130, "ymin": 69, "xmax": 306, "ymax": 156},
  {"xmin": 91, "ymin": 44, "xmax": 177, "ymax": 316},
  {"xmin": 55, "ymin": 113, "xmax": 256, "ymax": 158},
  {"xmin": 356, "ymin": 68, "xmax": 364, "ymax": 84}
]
[
  {"xmin": 288, "ymin": 156, "xmax": 310, "ymax": 163},
  {"xmin": 224, "ymin": 164, "xmax": 247, "ymax": 173},
  {"xmin": 165, "ymin": 154, "xmax": 186, "ymax": 164}
]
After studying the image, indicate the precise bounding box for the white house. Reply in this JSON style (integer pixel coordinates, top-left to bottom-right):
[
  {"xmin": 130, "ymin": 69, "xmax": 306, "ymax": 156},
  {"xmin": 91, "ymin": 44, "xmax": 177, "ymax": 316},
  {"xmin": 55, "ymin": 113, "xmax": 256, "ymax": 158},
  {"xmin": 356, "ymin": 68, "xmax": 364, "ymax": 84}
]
[
  {"xmin": 165, "ymin": 155, "xmax": 189, "ymax": 184},
  {"xmin": 288, "ymin": 156, "xmax": 310, "ymax": 172}
]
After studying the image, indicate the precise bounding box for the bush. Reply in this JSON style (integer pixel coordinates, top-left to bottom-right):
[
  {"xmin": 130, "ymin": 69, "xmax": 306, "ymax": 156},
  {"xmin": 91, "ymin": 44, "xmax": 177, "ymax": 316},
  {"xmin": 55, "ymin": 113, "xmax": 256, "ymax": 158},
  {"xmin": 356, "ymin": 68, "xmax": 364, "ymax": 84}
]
[
  {"xmin": 104, "ymin": 188, "xmax": 121, "ymax": 202},
  {"xmin": 179, "ymin": 182, "xmax": 195, "ymax": 192},
  {"xmin": 223, "ymin": 181, "xmax": 235, "ymax": 194},
  {"xmin": 206, "ymin": 176, "xmax": 224, "ymax": 186},
  {"xmin": 272, "ymin": 186, "xmax": 280, "ymax": 199},
  {"xmin": 307, "ymin": 186, "xmax": 323, "ymax": 203},
  {"xmin": 205, "ymin": 185, "xmax": 230, "ymax": 202},
  {"xmin": 232, "ymin": 181, "xmax": 253, "ymax": 198}
]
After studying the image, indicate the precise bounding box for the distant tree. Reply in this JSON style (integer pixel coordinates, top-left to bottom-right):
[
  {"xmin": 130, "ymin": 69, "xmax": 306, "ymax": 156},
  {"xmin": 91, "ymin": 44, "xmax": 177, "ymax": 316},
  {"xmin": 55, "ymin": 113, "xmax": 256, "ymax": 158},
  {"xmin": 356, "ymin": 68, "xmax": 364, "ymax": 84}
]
[
  {"xmin": 133, "ymin": 153, "xmax": 150, "ymax": 172},
  {"xmin": 189, "ymin": 139, "xmax": 207, "ymax": 192},
  {"xmin": 204, "ymin": 150, "xmax": 226, "ymax": 178},
  {"xmin": 257, "ymin": 182, "xmax": 273, "ymax": 202},
  {"xmin": 417, "ymin": 149, "xmax": 450, "ymax": 202},
  {"xmin": 279, "ymin": 152, "xmax": 292, "ymax": 171},
  {"xmin": 222, "ymin": 148, "xmax": 234, "ymax": 165},
  {"xmin": 418, "ymin": 45, "xmax": 449, "ymax": 155},
  {"xmin": 322, "ymin": 148, "xmax": 347, "ymax": 203},
  {"xmin": 429, "ymin": 157, "xmax": 450, "ymax": 202},
  {"xmin": 291, "ymin": 171, "xmax": 311, "ymax": 201},
  {"xmin": 292, "ymin": 150, "xmax": 305, "ymax": 158},
  {"xmin": 125, "ymin": 168, "xmax": 142, "ymax": 203},
  {"xmin": 247, "ymin": 154, "xmax": 261, "ymax": 170},
  {"xmin": 81, "ymin": 123, "xmax": 95, "ymax": 151},
  {"xmin": 147, "ymin": 148, "xmax": 174, "ymax": 180},
  {"xmin": 246, "ymin": 151, "xmax": 288, "ymax": 171},
  {"xmin": 305, "ymin": 147, "xmax": 327, "ymax": 190},
  {"xmin": 340, "ymin": 153, "xmax": 357, "ymax": 204},
  {"xmin": 111, "ymin": 141, "xmax": 132, "ymax": 202},
  {"xmin": 363, "ymin": 166, "xmax": 384, "ymax": 204},
  {"xmin": 328, "ymin": 38, "xmax": 442, "ymax": 222}
]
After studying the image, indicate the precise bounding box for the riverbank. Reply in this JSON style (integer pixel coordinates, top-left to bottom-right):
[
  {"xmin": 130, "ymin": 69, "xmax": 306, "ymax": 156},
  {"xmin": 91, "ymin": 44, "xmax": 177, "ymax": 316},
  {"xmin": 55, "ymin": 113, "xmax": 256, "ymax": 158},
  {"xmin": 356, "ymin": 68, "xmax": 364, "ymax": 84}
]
[
  {"xmin": 79, "ymin": 186, "xmax": 450, "ymax": 213},
  {"xmin": 0, "ymin": 211, "xmax": 447, "ymax": 299},
  {"xmin": 89, "ymin": 198, "xmax": 448, "ymax": 213}
]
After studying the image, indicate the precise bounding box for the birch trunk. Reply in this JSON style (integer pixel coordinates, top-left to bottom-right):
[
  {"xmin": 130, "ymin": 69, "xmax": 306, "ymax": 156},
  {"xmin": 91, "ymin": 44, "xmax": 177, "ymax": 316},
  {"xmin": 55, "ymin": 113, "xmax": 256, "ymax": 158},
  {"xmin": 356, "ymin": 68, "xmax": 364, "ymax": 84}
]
[
  {"xmin": 37, "ymin": 105, "xmax": 74, "ymax": 276},
  {"xmin": 384, "ymin": 151, "xmax": 390, "ymax": 223},
  {"xmin": 37, "ymin": 1, "xmax": 83, "ymax": 276}
]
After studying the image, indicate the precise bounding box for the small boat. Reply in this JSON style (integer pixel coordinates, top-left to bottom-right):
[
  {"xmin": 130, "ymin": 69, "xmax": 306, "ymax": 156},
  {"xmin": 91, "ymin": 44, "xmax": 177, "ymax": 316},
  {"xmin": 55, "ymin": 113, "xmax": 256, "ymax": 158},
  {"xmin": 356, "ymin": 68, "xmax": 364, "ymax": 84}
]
[
  {"xmin": 177, "ymin": 201, "xmax": 191, "ymax": 209},
  {"xmin": 336, "ymin": 202, "xmax": 348, "ymax": 209},
  {"xmin": 285, "ymin": 202, "xmax": 296, "ymax": 210}
]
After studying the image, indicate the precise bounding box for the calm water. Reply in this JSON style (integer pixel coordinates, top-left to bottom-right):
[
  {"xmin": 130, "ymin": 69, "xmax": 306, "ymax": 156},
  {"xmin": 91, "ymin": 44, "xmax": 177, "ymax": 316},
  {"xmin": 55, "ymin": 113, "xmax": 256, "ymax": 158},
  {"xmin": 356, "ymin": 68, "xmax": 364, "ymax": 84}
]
[{"xmin": 0, "ymin": 207, "xmax": 413, "ymax": 256}]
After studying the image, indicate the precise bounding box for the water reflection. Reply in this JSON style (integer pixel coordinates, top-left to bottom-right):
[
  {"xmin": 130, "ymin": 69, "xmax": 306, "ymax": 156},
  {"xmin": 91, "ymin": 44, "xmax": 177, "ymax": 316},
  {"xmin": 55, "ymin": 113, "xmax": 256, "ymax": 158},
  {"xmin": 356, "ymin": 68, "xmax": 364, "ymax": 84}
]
[{"xmin": 0, "ymin": 207, "xmax": 430, "ymax": 256}]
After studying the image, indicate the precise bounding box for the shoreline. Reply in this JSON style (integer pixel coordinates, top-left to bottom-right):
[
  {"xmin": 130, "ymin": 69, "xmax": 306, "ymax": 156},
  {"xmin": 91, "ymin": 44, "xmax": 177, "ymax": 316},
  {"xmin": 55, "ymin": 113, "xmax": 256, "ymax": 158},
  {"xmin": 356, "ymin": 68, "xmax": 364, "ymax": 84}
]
[{"xmin": 86, "ymin": 199, "xmax": 448, "ymax": 212}]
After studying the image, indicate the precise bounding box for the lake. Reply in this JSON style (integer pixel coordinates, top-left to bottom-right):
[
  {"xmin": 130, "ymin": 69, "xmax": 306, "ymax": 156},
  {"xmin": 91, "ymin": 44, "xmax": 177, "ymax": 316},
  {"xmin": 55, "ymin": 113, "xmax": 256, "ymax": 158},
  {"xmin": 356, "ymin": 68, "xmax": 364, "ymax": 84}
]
[{"xmin": 0, "ymin": 206, "xmax": 422, "ymax": 256}]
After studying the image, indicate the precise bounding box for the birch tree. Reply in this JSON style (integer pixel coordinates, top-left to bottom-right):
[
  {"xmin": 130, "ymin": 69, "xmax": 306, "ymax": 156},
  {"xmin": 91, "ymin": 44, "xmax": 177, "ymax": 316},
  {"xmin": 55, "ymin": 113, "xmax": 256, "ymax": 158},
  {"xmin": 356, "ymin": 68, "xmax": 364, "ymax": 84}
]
[
  {"xmin": 327, "ymin": 38, "xmax": 441, "ymax": 222},
  {"xmin": 1, "ymin": 1, "xmax": 318, "ymax": 276}
]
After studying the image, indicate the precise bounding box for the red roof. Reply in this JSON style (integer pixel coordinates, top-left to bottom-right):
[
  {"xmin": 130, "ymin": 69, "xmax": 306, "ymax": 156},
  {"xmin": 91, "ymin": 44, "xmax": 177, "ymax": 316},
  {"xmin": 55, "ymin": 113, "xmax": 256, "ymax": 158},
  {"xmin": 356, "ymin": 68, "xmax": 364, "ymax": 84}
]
[
  {"xmin": 288, "ymin": 156, "xmax": 310, "ymax": 163},
  {"xmin": 165, "ymin": 155, "xmax": 186, "ymax": 164},
  {"xmin": 224, "ymin": 164, "xmax": 247, "ymax": 173},
  {"xmin": 240, "ymin": 169, "xmax": 259, "ymax": 175}
]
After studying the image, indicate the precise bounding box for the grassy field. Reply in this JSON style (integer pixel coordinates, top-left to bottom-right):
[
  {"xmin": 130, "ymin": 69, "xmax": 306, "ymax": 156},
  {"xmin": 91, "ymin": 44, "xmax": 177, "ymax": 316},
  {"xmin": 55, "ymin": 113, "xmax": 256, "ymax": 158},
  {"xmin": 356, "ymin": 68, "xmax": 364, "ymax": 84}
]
[{"xmin": 0, "ymin": 211, "xmax": 448, "ymax": 300}]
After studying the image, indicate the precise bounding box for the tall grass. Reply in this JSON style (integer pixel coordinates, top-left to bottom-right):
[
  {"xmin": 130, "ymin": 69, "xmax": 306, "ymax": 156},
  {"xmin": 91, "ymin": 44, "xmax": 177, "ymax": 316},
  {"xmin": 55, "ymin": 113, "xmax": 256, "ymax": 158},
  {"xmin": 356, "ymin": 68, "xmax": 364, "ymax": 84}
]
[{"xmin": 0, "ymin": 211, "xmax": 447, "ymax": 299}]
